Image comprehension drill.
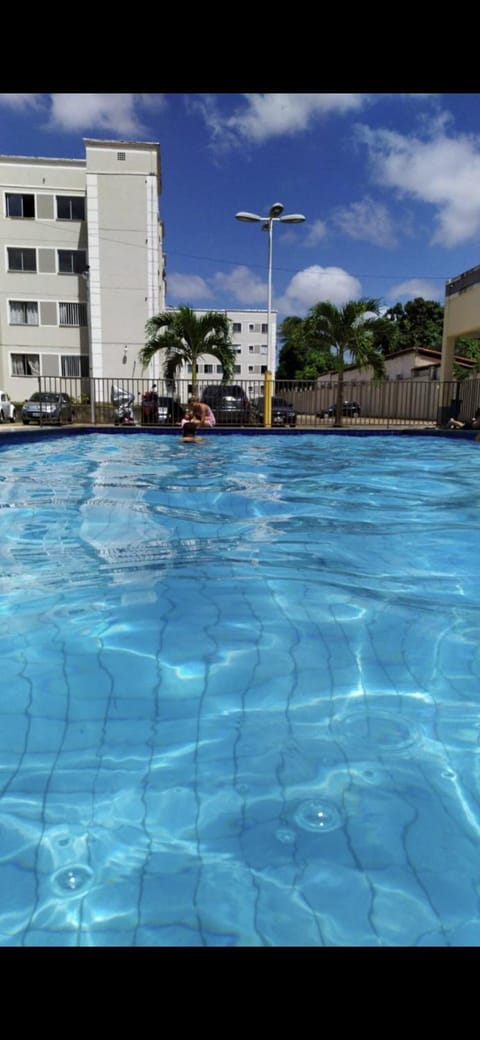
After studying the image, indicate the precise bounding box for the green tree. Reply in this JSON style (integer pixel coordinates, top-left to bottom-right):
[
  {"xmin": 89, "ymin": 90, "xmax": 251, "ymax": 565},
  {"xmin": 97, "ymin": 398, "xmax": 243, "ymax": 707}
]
[
  {"xmin": 374, "ymin": 298, "xmax": 444, "ymax": 354},
  {"xmin": 305, "ymin": 298, "xmax": 386, "ymax": 426},
  {"xmin": 401, "ymin": 298, "xmax": 443, "ymax": 348},
  {"xmin": 277, "ymin": 315, "xmax": 334, "ymax": 379},
  {"xmin": 139, "ymin": 305, "xmax": 236, "ymax": 394},
  {"xmin": 455, "ymin": 336, "xmax": 480, "ymax": 370}
]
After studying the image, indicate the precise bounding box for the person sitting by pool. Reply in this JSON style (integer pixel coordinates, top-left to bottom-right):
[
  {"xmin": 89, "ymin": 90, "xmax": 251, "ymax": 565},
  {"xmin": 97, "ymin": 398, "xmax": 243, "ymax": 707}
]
[
  {"xmin": 190, "ymin": 396, "xmax": 216, "ymax": 427},
  {"xmin": 180, "ymin": 421, "xmax": 202, "ymax": 443},
  {"xmin": 447, "ymin": 407, "xmax": 480, "ymax": 430}
]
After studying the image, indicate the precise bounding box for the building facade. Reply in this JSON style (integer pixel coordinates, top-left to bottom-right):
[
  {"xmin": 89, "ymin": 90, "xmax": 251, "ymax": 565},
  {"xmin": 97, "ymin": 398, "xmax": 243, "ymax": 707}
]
[
  {"xmin": 441, "ymin": 264, "xmax": 480, "ymax": 383},
  {"xmin": 315, "ymin": 346, "xmax": 477, "ymax": 386},
  {"xmin": 0, "ymin": 140, "xmax": 276, "ymax": 404},
  {"xmin": 0, "ymin": 139, "xmax": 165, "ymax": 400}
]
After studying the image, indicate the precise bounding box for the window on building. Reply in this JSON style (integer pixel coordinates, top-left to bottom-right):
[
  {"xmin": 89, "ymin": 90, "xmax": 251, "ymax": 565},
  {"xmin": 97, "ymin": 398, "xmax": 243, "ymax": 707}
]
[
  {"xmin": 232, "ymin": 323, "xmax": 242, "ymax": 333},
  {"xmin": 58, "ymin": 250, "xmax": 87, "ymax": 274},
  {"xmin": 7, "ymin": 247, "xmax": 36, "ymax": 272},
  {"xmin": 56, "ymin": 196, "xmax": 86, "ymax": 221},
  {"xmin": 216, "ymin": 365, "xmax": 223, "ymax": 374},
  {"xmin": 9, "ymin": 301, "xmax": 38, "ymax": 325},
  {"xmin": 234, "ymin": 365, "xmax": 241, "ymax": 374},
  {"xmin": 8, "ymin": 301, "xmax": 38, "ymax": 324},
  {"xmin": 6, "ymin": 193, "xmax": 35, "ymax": 218},
  {"xmin": 248, "ymin": 323, "xmax": 261, "ymax": 332},
  {"xmin": 59, "ymin": 302, "xmax": 88, "ymax": 326},
  {"xmin": 204, "ymin": 364, "xmax": 213, "ymax": 374},
  {"xmin": 234, "ymin": 345, "xmax": 242, "ymax": 354},
  {"xmin": 61, "ymin": 355, "xmax": 89, "ymax": 377},
  {"xmin": 11, "ymin": 353, "xmax": 40, "ymax": 376},
  {"xmin": 249, "ymin": 345, "xmax": 260, "ymax": 353},
  {"xmin": 261, "ymin": 324, "xmax": 268, "ymax": 334}
]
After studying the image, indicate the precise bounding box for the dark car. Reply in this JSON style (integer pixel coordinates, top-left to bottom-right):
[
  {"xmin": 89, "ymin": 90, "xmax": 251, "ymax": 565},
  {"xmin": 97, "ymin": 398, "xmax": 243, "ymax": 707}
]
[
  {"xmin": 201, "ymin": 384, "xmax": 251, "ymax": 425},
  {"xmin": 252, "ymin": 396, "xmax": 297, "ymax": 427},
  {"xmin": 318, "ymin": 400, "xmax": 361, "ymax": 418},
  {"xmin": 22, "ymin": 391, "xmax": 75, "ymax": 425},
  {"xmin": 141, "ymin": 390, "xmax": 184, "ymax": 425}
]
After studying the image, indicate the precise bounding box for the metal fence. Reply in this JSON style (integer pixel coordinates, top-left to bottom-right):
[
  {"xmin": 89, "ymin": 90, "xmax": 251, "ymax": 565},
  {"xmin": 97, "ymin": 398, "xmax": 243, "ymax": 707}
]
[{"xmin": 24, "ymin": 374, "xmax": 480, "ymax": 428}]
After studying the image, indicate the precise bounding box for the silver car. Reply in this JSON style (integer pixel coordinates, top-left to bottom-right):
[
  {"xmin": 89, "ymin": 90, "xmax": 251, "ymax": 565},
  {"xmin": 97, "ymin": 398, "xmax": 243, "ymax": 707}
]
[{"xmin": 22, "ymin": 391, "xmax": 75, "ymax": 425}]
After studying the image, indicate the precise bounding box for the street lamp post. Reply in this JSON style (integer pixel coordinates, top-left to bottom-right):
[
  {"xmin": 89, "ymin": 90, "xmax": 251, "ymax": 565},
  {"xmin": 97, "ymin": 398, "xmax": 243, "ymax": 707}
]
[{"xmin": 235, "ymin": 202, "xmax": 306, "ymax": 376}]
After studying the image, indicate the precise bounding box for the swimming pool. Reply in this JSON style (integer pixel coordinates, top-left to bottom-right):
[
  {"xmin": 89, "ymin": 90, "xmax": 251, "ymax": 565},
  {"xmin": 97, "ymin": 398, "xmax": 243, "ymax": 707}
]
[{"xmin": 0, "ymin": 430, "xmax": 479, "ymax": 946}]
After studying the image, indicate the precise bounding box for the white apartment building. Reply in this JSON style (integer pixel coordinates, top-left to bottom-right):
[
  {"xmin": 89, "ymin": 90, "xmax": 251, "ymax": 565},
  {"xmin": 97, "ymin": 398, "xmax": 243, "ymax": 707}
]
[
  {"xmin": 0, "ymin": 139, "xmax": 275, "ymax": 404},
  {"xmin": 0, "ymin": 138, "xmax": 165, "ymax": 400}
]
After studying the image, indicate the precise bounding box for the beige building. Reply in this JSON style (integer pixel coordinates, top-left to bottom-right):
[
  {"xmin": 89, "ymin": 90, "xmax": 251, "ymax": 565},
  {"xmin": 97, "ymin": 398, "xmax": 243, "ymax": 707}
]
[
  {"xmin": 440, "ymin": 264, "xmax": 480, "ymax": 382},
  {"xmin": 0, "ymin": 138, "xmax": 165, "ymax": 400},
  {"xmin": 315, "ymin": 345, "xmax": 476, "ymax": 386}
]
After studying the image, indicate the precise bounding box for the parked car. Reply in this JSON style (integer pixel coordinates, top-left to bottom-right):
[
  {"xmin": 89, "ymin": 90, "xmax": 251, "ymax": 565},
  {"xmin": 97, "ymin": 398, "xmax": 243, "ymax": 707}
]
[
  {"xmin": 318, "ymin": 400, "xmax": 362, "ymax": 418},
  {"xmin": 0, "ymin": 391, "xmax": 16, "ymax": 423},
  {"xmin": 141, "ymin": 389, "xmax": 184, "ymax": 425},
  {"xmin": 252, "ymin": 396, "xmax": 297, "ymax": 427},
  {"xmin": 22, "ymin": 391, "xmax": 75, "ymax": 425},
  {"xmin": 201, "ymin": 385, "xmax": 251, "ymax": 424}
]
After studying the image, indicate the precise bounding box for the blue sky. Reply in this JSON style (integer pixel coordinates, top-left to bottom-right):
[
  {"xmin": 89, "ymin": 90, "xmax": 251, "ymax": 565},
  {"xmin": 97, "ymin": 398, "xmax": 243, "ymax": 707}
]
[{"xmin": 2, "ymin": 92, "xmax": 480, "ymax": 325}]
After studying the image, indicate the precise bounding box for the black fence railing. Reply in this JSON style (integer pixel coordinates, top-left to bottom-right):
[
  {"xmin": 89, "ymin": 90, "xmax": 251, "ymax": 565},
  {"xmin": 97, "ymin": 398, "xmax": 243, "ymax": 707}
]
[{"xmin": 23, "ymin": 374, "xmax": 480, "ymax": 429}]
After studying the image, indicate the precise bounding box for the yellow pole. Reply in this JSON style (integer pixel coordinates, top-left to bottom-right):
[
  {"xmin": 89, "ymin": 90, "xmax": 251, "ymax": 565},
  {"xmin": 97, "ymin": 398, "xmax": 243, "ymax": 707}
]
[{"xmin": 264, "ymin": 369, "xmax": 273, "ymax": 428}]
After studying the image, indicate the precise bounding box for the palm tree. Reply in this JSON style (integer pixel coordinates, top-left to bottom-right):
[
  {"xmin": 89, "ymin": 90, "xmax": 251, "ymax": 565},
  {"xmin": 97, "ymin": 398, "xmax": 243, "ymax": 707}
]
[
  {"xmin": 305, "ymin": 298, "xmax": 386, "ymax": 426},
  {"xmin": 139, "ymin": 305, "xmax": 236, "ymax": 395}
]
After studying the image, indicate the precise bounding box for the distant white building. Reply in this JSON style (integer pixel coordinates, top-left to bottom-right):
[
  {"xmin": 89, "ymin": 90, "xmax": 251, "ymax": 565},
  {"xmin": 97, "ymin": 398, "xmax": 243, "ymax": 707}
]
[{"xmin": 0, "ymin": 141, "xmax": 275, "ymax": 402}]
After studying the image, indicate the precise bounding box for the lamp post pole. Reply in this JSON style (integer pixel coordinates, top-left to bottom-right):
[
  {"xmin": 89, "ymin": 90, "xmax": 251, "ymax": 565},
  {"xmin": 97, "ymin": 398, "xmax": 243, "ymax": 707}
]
[
  {"xmin": 235, "ymin": 203, "xmax": 306, "ymax": 376},
  {"xmin": 266, "ymin": 218, "xmax": 273, "ymax": 373}
]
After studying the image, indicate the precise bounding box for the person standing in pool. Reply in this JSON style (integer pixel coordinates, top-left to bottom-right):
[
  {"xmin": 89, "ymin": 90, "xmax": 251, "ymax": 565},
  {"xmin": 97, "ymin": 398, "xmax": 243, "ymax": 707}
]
[{"xmin": 180, "ymin": 421, "xmax": 202, "ymax": 443}]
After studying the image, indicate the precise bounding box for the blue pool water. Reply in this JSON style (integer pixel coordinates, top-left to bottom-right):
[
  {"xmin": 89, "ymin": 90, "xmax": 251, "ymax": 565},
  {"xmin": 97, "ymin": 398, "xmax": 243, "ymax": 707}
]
[{"xmin": 0, "ymin": 430, "xmax": 480, "ymax": 947}]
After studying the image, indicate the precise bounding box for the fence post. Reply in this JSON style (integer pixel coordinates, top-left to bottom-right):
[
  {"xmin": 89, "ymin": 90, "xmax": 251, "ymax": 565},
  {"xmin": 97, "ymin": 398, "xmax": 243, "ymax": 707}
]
[
  {"xmin": 263, "ymin": 370, "xmax": 273, "ymax": 427},
  {"xmin": 90, "ymin": 378, "xmax": 96, "ymax": 424}
]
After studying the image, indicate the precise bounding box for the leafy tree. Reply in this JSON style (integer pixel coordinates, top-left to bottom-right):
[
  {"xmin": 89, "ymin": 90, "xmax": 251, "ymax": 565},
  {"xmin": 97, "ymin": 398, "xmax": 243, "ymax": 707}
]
[
  {"xmin": 455, "ymin": 336, "xmax": 480, "ymax": 367},
  {"xmin": 401, "ymin": 298, "xmax": 444, "ymax": 348},
  {"xmin": 139, "ymin": 305, "xmax": 236, "ymax": 394},
  {"xmin": 277, "ymin": 315, "xmax": 333, "ymax": 379},
  {"xmin": 374, "ymin": 298, "xmax": 444, "ymax": 354},
  {"xmin": 305, "ymin": 298, "xmax": 386, "ymax": 426}
]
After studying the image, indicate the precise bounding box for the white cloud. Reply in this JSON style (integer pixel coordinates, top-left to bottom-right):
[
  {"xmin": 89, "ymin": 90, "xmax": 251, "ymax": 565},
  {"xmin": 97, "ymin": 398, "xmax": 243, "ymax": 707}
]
[
  {"xmin": 191, "ymin": 93, "xmax": 370, "ymax": 148},
  {"xmin": 333, "ymin": 196, "xmax": 397, "ymax": 247},
  {"xmin": 0, "ymin": 93, "xmax": 166, "ymax": 136},
  {"xmin": 213, "ymin": 265, "xmax": 267, "ymax": 305},
  {"xmin": 278, "ymin": 266, "xmax": 362, "ymax": 315},
  {"xmin": 304, "ymin": 219, "xmax": 329, "ymax": 246},
  {"xmin": 47, "ymin": 94, "xmax": 165, "ymax": 135},
  {"xmin": 167, "ymin": 273, "xmax": 213, "ymax": 302},
  {"xmin": 357, "ymin": 122, "xmax": 480, "ymax": 247},
  {"xmin": 387, "ymin": 278, "xmax": 444, "ymax": 302},
  {"xmin": 0, "ymin": 94, "xmax": 44, "ymax": 110}
]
